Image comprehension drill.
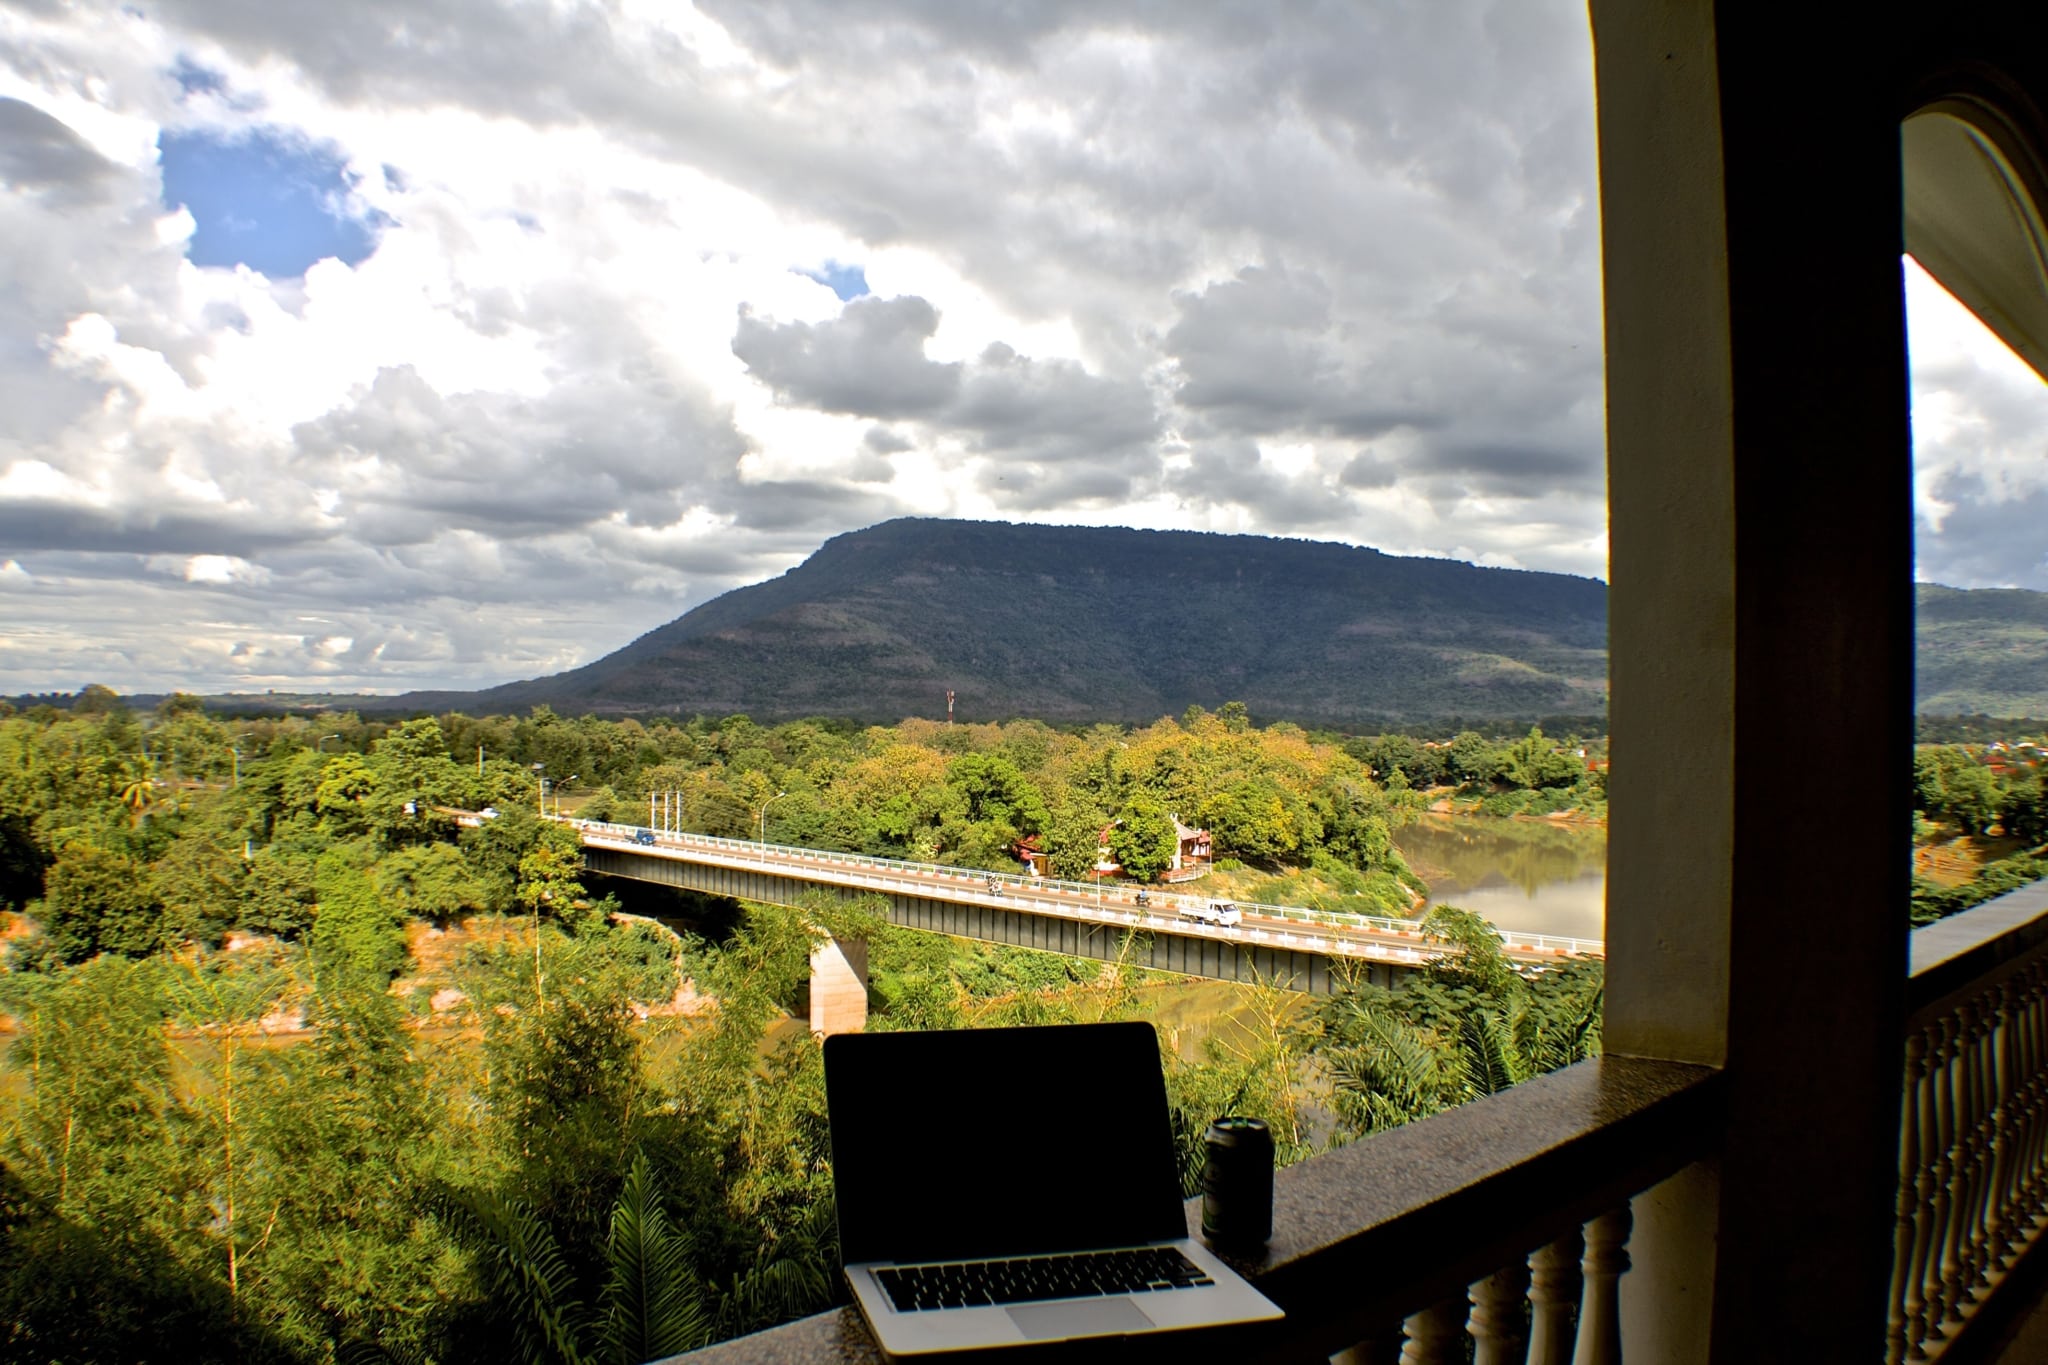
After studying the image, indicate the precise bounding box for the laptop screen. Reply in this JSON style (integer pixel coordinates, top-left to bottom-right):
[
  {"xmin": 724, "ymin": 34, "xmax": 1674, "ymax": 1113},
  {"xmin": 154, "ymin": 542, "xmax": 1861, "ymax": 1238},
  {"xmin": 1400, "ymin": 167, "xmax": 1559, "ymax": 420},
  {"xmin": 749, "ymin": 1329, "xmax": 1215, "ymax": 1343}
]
[{"xmin": 825, "ymin": 1021, "xmax": 1191, "ymax": 1266}]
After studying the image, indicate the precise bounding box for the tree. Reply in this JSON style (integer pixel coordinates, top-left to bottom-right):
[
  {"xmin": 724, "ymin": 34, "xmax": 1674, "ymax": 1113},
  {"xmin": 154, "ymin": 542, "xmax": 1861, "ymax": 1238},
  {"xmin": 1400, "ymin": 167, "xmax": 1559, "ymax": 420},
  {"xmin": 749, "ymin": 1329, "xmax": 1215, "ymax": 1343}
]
[
  {"xmin": 1500, "ymin": 727, "xmax": 1582, "ymax": 790},
  {"xmin": 1445, "ymin": 731, "xmax": 1505, "ymax": 787},
  {"xmin": 309, "ymin": 848, "xmax": 408, "ymax": 982},
  {"xmin": 150, "ymin": 829, "xmax": 244, "ymax": 948},
  {"xmin": 1108, "ymin": 796, "xmax": 1178, "ymax": 882},
  {"xmin": 1944, "ymin": 763, "xmax": 2001, "ymax": 836},
  {"xmin": 517, "ymin": 827, "xmax": 592, "ymax": 926},
  {"xmin": 374, "ymin": 843, "xmax": 486, "ymax": 925},
  {"xmin": 1199, "ymin": 778, "xmax": 1311, "ymax": 864},
  {"xmin": 1041, "ymin": 800, "xmax": 1107, "ymax": 880},
  {"xmin": 2001, "ymin": 771, "xmax": 2048, "ymax": 845},
  {"xmin": 40, "ymin": 843, "xmax": 163, "ymax": 960}
]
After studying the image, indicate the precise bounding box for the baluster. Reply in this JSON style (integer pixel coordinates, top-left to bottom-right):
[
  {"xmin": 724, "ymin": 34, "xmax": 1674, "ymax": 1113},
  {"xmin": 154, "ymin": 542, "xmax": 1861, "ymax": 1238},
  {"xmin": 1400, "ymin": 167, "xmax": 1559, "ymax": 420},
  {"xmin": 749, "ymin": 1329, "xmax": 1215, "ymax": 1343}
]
[
  {"xmin": 1954, "ymin": 1000, "xmax": 1991, "ymax": 1298},
  {"xmin": 1974, "ymin": 994, "xmax": 2006, "ymax": 1278},
  {"xmin": 1981, "ymin": 983, "xmax": 2016, "ymax": 1276},
  {"xmin": 1527, "ymin": 1231, "xmax": 1584, "ymax": 1365},
  {"xmin": 1400, "ymin": 1298, "xmax": 1468, "ymax": 1365},
  {"xmin": 1927, "ymin": 1015, "xmax": 1962, "ymax": 1333},
  {"xmin": 1571, "ymin": 1204, "xmax": 1632, "ymax": 1365},
  {"xmin": 1890, "ymin": 1028, "xmax": 1929, "ymax": 1365},
  {"xmin": 2018, "ymin": 967, "xmax": 2048, "ymax": 1232},
  {"xmin": 1469, "ymin": 1260, "xmax": 1529, "ymax": 1365},
  {"xmin": 1906, "ymin": 1019, "xmax": 1944, "ymax": 1360}
]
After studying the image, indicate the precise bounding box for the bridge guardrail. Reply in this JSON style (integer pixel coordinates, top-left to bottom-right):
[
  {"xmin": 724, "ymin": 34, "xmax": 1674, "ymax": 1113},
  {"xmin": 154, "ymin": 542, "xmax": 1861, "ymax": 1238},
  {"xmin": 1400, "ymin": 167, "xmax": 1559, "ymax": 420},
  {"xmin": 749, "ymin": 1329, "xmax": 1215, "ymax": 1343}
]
[{"xmin": 562, "ymin": 817, "xmax": 1604, "ymax": 960}]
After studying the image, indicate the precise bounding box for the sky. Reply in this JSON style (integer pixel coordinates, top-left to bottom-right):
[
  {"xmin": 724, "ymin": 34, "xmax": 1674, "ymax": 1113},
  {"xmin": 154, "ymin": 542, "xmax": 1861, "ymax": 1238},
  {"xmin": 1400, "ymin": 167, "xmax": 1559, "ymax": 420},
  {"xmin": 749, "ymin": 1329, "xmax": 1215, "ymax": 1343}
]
[{"xmin": 0, "ymin": 1, "xmax": 2043, "ymax": 697}]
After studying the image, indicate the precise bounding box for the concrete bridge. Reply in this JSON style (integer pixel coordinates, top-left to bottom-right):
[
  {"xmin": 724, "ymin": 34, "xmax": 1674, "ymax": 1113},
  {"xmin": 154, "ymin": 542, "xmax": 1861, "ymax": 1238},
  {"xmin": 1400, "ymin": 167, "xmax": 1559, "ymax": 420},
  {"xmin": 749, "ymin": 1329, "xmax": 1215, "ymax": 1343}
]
[{"xmin": 565, "ymin": 819, "xmax": 1603, "ymax": 1035}]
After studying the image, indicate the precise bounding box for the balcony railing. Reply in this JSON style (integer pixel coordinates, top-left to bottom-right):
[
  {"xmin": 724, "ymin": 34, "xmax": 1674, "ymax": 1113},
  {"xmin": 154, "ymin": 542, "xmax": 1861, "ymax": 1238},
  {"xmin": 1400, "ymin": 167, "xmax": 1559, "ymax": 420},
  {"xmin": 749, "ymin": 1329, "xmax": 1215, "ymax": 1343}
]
[
  {"xmin": 663, "ymin": 1056, "xmax": 1720, "ymax": 1364},
  {"xmin": 1890, "ymin": 879, "xmax": 2048, "ymax": 1363},
  {"xmin": 658, "ymin": 881, "xmax": 2048, "ymax": 1365}
]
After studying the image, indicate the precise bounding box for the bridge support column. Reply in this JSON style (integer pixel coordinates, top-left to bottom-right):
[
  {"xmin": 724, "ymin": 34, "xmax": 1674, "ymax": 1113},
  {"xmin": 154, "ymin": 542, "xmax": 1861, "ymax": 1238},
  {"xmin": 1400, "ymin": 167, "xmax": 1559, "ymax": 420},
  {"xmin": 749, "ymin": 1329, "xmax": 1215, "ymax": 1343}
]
[{"xmin": 809, "ymin": 935, "xmax": 869, "ymax": 1037}]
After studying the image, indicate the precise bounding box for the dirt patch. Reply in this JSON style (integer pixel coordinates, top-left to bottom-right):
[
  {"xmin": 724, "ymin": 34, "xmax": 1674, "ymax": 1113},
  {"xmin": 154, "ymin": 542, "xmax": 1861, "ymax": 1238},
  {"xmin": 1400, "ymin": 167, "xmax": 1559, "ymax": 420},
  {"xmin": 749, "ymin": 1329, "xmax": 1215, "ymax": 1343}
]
[{"xmin": 1916, "ymin": 834, "xmax": 2032, "ymax": 888}]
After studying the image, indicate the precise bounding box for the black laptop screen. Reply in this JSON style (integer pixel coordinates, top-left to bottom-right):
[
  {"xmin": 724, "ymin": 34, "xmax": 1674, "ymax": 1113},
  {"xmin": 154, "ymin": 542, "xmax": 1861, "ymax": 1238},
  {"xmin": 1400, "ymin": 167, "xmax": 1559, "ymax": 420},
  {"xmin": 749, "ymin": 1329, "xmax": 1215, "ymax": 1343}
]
[{"xmin": 824, "ymin": 1021, "xmax": 1191, "ymax": 1266}]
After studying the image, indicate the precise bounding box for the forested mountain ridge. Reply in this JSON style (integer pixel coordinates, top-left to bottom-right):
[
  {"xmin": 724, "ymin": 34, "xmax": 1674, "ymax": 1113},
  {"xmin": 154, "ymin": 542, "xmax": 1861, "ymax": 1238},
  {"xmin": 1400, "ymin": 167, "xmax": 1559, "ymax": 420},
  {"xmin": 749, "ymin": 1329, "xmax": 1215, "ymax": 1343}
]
[
  {"xmin": 1914, "ymin": 584, "xmax": 2048, "ymax": 718},
  {"xmin": 384, "ymin": 519, "xmax": 1613, "ymax": 726}
]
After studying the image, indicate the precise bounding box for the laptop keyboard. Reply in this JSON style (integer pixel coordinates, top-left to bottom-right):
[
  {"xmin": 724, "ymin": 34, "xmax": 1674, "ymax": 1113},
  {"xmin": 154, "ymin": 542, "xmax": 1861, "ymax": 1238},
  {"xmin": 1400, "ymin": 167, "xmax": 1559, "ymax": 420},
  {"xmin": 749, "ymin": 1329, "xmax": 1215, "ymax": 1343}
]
[{"xmin": 873, "ymin": 1246, "xmax": 1215, "ymax": 1313}]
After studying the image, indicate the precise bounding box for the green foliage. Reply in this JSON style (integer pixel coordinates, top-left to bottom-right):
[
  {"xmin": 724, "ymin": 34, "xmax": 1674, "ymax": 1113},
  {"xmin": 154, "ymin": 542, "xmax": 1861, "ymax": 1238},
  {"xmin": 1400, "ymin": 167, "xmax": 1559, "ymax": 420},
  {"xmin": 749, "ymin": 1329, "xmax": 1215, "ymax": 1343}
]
[
  {"xmin": 41, "ymin": 841, "xmax": 164, "ymax": 961},
  {"xmin": 1306, "ymin": 910, "xmax": 1603, "ymax": 1140},
  {"xmin": 1042, "ymin": 799, "xmax": 1107, "ymax": 880},
  {"xmin": 310, "ymin": 846, "xmax": 409, "ymax": 982},
  {"xmin": 376, "ymin": 843, "xmax": 486, "ymax": 925},
  {"xmin": 597, "ymin": 1153, "xmax": 713, "ymax": 1362},
  {"xmin": 1913, "ymin": 853, "xmax": 2048, "ymax": 926},
  {"xmin": 1109, "ymin": 795, "xmax": 1178, "ymax": 882},
  {"xmin": 0, "ymin": 697, "xmax": 1619, "ymax": 1363}
]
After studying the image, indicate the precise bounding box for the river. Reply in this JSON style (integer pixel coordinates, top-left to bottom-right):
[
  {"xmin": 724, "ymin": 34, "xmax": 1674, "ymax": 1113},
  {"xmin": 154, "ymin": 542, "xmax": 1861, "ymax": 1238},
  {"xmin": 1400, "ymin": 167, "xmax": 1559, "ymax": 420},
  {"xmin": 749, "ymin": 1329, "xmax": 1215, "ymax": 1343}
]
[{"xmin": 1391, "ymin": 814, "xmax": 1607, "ymax": 942}]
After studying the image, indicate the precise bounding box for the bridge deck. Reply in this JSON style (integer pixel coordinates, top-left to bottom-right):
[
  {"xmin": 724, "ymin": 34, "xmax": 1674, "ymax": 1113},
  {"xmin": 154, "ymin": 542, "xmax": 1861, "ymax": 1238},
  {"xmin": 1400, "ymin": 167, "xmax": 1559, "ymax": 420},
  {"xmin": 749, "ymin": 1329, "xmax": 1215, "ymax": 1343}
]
[{"xmin": 570, "ymin": 820, "xmax": 1602, "ymax": 994}]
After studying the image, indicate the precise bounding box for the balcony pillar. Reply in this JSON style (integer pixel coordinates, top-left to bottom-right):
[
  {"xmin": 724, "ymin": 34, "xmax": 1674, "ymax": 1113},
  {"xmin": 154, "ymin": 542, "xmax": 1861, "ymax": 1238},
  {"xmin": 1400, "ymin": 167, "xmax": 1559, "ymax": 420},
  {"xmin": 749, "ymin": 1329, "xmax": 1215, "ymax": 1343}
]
[{"xmin": 1592, "ymin": 0, "xmax": 1913, "ymax": 1359}]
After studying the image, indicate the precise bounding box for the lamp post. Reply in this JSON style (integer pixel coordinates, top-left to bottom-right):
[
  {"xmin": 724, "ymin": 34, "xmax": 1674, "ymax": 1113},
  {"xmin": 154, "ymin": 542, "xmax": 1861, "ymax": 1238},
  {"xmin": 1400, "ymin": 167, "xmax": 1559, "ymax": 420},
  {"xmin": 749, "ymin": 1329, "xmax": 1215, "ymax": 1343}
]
[
  {"xmin": 557, "ymin": 775, "xmax": 577, "ymax": 818},
  {"xmin": 759, "ymin": 790, "xmax": 788, "ymax": 856},
  {"xmin": 318, "ymin": 733, "xmax": 341, "ymax": 754},
  {"xmin": 230, "ymin": 747, "xmax": 240, "ymax": 788},
  {"xmin": 532, "ymin": 763, "xmax": 546, "ymax": 816}
]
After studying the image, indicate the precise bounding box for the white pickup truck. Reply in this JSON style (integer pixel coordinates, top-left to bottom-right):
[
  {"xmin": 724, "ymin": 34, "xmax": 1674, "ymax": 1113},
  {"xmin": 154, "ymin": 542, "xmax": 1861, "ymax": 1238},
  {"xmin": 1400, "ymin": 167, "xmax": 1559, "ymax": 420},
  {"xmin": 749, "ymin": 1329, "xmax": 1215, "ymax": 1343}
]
[{"xmin": 1179, "ymin": 900, "xmax": 1243, "ymax": 928}]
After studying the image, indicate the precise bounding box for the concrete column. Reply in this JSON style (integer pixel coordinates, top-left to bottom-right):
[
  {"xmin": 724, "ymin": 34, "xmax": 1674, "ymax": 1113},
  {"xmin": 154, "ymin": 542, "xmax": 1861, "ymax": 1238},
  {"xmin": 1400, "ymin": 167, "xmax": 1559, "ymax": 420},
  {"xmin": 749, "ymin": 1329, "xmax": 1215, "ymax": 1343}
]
[
  {"xmin": 809, "ymin": 935, "xmax": 869, "ymax": 1037},
  {"xmin": 1591, "ymin": 2, "xmax": 1914, "ymax": 1359}
]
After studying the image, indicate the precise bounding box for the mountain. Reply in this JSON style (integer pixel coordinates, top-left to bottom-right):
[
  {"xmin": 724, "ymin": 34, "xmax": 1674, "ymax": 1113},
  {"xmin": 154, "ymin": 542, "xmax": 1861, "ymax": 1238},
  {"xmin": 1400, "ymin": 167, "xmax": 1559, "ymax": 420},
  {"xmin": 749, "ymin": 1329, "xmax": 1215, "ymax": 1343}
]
[
  {"xmin": 382, "ymin": 519, "xmax": 1611, "ymax": 727},
  {"xmin": 1914, "ymin": 584, "xmax": 2048, "ymax": 717}
]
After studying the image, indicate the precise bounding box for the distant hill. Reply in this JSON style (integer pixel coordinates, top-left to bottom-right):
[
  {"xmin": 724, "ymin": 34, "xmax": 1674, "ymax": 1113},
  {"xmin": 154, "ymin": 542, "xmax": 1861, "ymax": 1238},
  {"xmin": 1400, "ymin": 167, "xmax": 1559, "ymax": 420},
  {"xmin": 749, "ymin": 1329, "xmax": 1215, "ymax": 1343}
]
[
  {"xmin": 378, "ymin": 519, "xmax": 1611, "ymax": 727},
  {"xmin": 1914, "ymin": 584, "xmax": 2048, "ymax": 717}
]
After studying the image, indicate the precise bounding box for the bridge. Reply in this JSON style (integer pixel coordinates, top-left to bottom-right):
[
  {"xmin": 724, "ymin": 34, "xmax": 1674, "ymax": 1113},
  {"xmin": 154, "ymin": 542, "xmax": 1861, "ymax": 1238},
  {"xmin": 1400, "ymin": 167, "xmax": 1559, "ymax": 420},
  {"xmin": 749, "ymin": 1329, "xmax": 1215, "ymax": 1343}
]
[{"xmin": 562, "ymin": 818, "xmax": 1603, "ymax": 1034}]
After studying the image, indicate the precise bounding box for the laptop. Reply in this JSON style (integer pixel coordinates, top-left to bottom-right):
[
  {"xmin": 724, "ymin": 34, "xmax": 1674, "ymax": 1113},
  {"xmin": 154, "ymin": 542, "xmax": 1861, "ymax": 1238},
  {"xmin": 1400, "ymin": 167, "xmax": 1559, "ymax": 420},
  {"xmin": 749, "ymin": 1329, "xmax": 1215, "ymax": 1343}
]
[{"xmin": 823, "ymin": 1020, "xmax": 1284, "ymax": 1358}]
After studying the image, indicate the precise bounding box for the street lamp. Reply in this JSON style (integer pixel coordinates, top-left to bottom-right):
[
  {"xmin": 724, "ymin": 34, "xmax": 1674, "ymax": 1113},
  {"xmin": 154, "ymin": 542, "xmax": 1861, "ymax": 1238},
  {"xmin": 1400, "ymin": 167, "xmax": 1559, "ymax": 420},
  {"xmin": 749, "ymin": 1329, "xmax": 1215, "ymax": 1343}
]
[
  {"xmin": 230, "ymin": 747, "xmax": 241, "ymax": 787},
  {"xmin": 759, "ymin": 790, "xmax": 788, "ymax": 855},
  {"xmin": 557, "ymin": 775, "xmax": 577, "ymax": 818},
  {"xmin": 318, "ymin": 733, "xmax": 341, "ymax": 754}
]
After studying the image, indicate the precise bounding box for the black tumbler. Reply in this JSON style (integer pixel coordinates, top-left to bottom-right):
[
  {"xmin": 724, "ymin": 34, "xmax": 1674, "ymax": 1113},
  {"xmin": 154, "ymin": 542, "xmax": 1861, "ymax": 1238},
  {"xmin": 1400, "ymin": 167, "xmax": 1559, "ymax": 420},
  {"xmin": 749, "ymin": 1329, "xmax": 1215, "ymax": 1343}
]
[{"xmin": 1201, "ymin": 1115, "xmax": 1273, "ymax": 1252}]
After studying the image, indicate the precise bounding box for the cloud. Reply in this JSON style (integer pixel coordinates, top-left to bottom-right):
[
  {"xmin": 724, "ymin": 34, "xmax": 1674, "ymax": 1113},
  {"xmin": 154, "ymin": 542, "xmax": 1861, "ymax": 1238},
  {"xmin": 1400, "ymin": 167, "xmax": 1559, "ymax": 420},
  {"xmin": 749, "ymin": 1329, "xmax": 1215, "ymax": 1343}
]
[
  {"xmin": 0, "ymin": 0, "xmax": 2025, "ymax": 694},
  {"xmin": 734, "ymin": 295, "xmax": 960, "ymax": 418},
  {"xmin": 0, "ymin": 97, "xmax": 121, "ymax": 205}
]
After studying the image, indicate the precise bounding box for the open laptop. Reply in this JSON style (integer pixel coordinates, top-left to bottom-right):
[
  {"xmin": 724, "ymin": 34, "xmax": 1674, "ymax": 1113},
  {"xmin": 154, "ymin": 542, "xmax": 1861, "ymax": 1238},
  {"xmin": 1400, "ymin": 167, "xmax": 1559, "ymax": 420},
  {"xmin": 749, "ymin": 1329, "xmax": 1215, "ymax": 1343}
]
[{"xmin": 823, "ymin": 1020, "xmax": 1284, "ymax": 1358}]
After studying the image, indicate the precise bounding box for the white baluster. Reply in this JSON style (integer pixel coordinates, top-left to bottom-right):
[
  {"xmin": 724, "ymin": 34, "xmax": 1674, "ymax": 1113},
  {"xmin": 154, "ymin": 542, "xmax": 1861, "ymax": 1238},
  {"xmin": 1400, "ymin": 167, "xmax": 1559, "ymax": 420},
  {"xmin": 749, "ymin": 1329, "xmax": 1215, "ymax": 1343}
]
[
  {"xmin": 1571, "ymin": 1205, "xmax": 1632, "ymax": 1365},
  {"xmin": 1400, "ymin": 1298, "xmax": 1468, "ymax": 1365},
  {"xmin": 1527, "ymin": 1232, "xmax": 1583, "ymax": 1365},
  {"xmin": 1468, "ymin": 1260, "xmax": 1529, "ymax": 1365}
]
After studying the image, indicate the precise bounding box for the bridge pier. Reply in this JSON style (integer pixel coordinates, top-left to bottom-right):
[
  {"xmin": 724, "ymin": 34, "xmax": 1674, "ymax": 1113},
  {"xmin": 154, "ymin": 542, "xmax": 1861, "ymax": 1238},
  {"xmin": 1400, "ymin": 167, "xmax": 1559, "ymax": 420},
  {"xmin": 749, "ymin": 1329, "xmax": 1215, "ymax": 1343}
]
[{"xmin": 809, "ymin": 935, "xmax": 869, "ymax": 1037}]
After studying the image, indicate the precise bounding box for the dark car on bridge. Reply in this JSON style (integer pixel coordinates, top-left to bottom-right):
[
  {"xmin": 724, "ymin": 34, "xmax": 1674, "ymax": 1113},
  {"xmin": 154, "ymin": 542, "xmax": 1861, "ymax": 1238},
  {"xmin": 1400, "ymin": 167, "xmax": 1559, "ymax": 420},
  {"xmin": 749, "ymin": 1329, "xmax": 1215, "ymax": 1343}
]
[{"xmin": 633, "ymin": 828, "xmax": 657, "ymax": 845}]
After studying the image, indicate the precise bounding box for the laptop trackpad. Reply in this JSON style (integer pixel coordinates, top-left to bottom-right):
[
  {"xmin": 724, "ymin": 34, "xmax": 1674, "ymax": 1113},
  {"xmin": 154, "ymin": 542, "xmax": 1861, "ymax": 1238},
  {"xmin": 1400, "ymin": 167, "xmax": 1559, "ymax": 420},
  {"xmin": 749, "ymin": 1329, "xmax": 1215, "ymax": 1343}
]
[{"xmin": 1006, "ymin": 1298, "xmax": 1156, "ymax": 1340}]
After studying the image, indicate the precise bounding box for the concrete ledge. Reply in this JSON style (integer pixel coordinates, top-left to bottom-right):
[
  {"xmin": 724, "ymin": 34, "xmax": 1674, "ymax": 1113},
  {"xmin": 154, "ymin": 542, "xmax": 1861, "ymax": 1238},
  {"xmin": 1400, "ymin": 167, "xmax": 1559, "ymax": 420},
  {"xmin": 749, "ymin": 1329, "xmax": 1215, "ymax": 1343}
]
[
  {"xmin": 1908, "ymin": 878, "xmax": 2048, "ymax": 1021},
  {"xmin": 663, "ymin": 1055, "xmax": 1723, "ymax": 1365}
]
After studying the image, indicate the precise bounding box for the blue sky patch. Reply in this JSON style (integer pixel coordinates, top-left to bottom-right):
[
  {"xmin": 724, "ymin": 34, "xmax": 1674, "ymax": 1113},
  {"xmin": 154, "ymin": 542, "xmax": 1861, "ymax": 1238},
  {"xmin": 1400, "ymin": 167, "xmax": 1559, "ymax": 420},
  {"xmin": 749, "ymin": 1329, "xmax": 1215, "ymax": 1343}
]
[
  {"xmin": 801, "ymin": 260, "xmax": 869, "ymax": 301},
  {"xmin": 170, "ymin": 58, "xmax": 226, "ymax": 97},
  {"xmin": 159, "ymin": 127, "xmax": 386, "ymax": 277}
]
